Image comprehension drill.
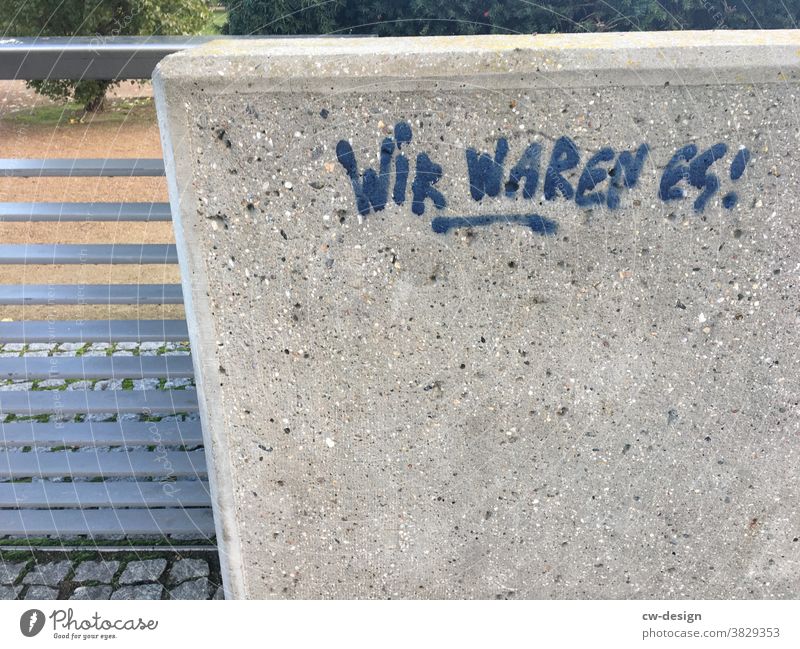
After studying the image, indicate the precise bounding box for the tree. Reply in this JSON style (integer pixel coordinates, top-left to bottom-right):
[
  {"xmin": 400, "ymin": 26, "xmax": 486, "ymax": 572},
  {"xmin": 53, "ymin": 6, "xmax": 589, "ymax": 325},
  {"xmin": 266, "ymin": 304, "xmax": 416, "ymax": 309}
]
[
  {"xmin": 0, "ymin": 0, "xmax": 210, "ymax": 112},
  {"xmin": 225, "ymin": 0, "xmax": 343, "ymax": 36},
  {"xmin": 224, "ymin": 0, "xmax": 800, "ymax": 37}
]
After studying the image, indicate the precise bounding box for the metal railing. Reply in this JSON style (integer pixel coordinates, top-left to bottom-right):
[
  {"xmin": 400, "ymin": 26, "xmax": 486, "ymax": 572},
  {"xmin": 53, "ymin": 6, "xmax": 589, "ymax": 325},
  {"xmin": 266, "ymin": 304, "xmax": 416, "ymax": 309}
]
[
  {"xmin": 0, "ymin": 37, "xmax": 218, "ymax": 542},
  {"xmin": 0, "ymin": 36, "xmax": 218, "ymax": 80}
]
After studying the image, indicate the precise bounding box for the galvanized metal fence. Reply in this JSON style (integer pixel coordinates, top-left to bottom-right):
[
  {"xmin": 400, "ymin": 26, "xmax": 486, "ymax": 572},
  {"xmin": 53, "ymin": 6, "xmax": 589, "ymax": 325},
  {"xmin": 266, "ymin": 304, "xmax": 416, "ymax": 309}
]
[{"xmin": 0, "ymin": 37, "xmax": 216, "ymax": 541}]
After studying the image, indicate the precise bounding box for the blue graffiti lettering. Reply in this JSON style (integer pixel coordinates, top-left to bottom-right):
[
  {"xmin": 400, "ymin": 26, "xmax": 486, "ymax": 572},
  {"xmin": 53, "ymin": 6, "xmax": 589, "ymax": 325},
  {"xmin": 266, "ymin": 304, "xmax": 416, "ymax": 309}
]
[
  {"xmin": 606, "ymin": 144, "xmax": 649, "ymax": 209},
  {"xmin": 688, "ymin": 142, "xmax": 727, "ymax": 212},
  {"xmin": 412, "ymin": 153, "xmax": 447, "ymax": 216},
  {"xmin": 466, "ymin": 138, "xmax": 509, "ymax": 201},
  {"xmin": 504, "ymin": 142, "xmax": 541, "ymax": 199},
  {"xmin": 659, "ymin": 143, "xmax": 697, "ymax": 202},
  {"xmin": 575, "ymin": 147, "xmax": 615, "ymax": 207},
  {"xmin": 544, "ymin": 136, "xmax": 580, "ymax": 201}
]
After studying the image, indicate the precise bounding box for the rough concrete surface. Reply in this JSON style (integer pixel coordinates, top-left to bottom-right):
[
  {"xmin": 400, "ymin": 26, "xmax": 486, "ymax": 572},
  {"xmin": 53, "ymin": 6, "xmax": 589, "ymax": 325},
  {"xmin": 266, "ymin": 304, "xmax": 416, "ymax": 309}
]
[{"xmin": 154, "ymin": 32, "xmax": 800, "ymax": 599}]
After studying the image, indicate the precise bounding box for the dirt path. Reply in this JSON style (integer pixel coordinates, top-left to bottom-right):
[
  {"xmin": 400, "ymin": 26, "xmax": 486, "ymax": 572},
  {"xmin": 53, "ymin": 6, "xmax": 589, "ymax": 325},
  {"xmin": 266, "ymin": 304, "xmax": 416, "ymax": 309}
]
[{"xmin": 0, "ymin": 84, "xmax": 183, "ymax": 320}]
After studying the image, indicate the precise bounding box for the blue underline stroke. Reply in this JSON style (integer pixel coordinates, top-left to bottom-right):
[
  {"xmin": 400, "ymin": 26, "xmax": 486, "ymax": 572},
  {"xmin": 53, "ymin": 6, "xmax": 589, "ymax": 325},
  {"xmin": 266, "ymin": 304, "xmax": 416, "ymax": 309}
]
[{"xmin": 430, "ymin": 213, "xmax": 558, "ymax": 235}]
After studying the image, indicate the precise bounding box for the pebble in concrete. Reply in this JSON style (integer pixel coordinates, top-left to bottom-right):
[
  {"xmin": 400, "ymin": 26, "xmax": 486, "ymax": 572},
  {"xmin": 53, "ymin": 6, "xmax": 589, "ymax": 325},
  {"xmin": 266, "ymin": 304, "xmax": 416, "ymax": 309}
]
[
  {"xmin": 111, "ymin": 584, "xmax": 163, "ymax": 600},
  {"xmin": 167, "ymin": 559, "xmax": 209, "ymax": 585},
  {"xmin": 72, "ymin": 561, "xmax": 120, "ymax": 584},
  {"xmin": 23, "ymin": 561, "xmax": 71, "ymax": 586},
  {"xmin": 25, "ymin": 585, "xmax": 59, "ymax": 599},
  {"xmin": 169, "ymin": 578, "xmax": 210, "ymax": 600},
  {"xmin": 71, "ymin": 586, "xmax": 113, "ymax": 600},
  {"xmin": 118, "ymin": 559, "xmax": 168, "ymax": 585}
]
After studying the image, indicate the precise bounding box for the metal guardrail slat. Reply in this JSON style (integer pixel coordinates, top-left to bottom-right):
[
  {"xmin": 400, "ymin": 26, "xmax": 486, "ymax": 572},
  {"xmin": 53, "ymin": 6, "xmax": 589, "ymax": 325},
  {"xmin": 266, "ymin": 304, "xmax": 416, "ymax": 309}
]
[
  {"xmin": 0, "ymin": 244, "xmax": 177, "ymax": 264},
  {"xmin": 0, "ymin": 36, "xmax": 221, "ymax": 80},
  {"xmin": 0, "ymin": 284, "xmax": 183, "ymax": 305},
  {"xmin": 0, "ymin": 320, "xmax": 189, "ymax": 343},
  {"xmin": 0, "ymin": 481, "xmax": 211, "ymax": 508},
  {"xmin": 0, "ymin": 35, "xmax": 354, "ymax": 81},
  {"xmin": 0, "ymin": 508, "xmax": 216, "ymax": 536},
  {"xmin": 0, "ymin": 389, "xmax": 198, "ymax": 416},
  {"xmin": 0, "ymin": 421, "xmax": 204, "ymax": 448},
  {"xmin": 0, "ymin": 355, "xmax": 194, "ymax": 380},
  {"xmin": 0, "ymin": 202, "xmax": 172, "ymax": 222},
  {"xmin": 0, "ymin": 449, "xmax": 207, "ymax": 479},
  {"xmin": 0, "ymin": 158, "xmax": 165, "ymax": 177}
]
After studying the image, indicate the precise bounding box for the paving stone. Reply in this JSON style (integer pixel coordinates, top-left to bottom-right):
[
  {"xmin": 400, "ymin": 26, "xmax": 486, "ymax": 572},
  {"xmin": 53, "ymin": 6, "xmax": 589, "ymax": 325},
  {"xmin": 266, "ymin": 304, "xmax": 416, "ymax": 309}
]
[
  {"xmin": 88, "ymin": 343, "xmax": 111, "ymax": 352},
  {"xmin": 21, "ymin": 351, "xmax": 49, "ymax": 357},
  {"xmin": 58, "ymin": 343, "xmax": 86, "ymax": 352},
  {"xmin": 118, "ymin": 559, "xmax": 167, "ymax": 585},
  {"xmin": 25, "ymin": 585, "xmax": 58, "ymax": 599},
  {"xmin": 169, "ymin": 577, "xmax": 210, "ymax": 600},
  {"xmin": 93, "ymin": 379, "xmax": 123, "ymax": 391},
  {"xmin": 72, "ymin": 561, "xmax": 120, "ymax": 584},
  {"xmin": 212, "ymin": 586, "xmax": 224, "ymax": 600},
  {"xmin": 0, "ymin": 585, "xmax": 21, "ymax": 600},
  {"xmin": 139, "ymin": 342, "xmax": 164, "ymax": 352},
  {"xmin": 27, "ymin": 343, "xmax": 55, "ymax": 352},
  {"xmin": 167, "ymin": 559, "xmax": 209, "ymax": 585},
  {"xmin": 163, "ymin": 378, "xmax": 193, "ymax": 389},
  {"xmin": 115, "ymin": 343, "xmax": 139, "ymax": 351},
  {"xmin": 3, "ymin": 343, "xmax": 25, "ymax": 352},
  {"xmin": 23, "ymin": 561, "xmax": 71, "ymax": 586},
  {"xmin": 112, "ymin": 351, "xmax": 134, "ymax": 356},
  {"xmin": 70, "ymin": 586, "xmax": 113, "ymax": 600},
  {"xmin": 0, "ymin": 381, "xmax": 34, "ymax": 391},
  {"xmin": 85, "ymin": 413, "xmax": 116, "ymax": 422},
  {"xmin": 65, "ymin": 380, "xmax": 93, "ymax": 391},
  {"xmin": 111, "ymin": 584, "xmax": 163, "ymax": 600},
  {"xmin": 133, "ymin": 378, "xmax": 160, "ymax": 391},
  {"xmin": 37, "ymin": 379, "xmax": 66, "ymax": 389},
  {"xmin": 0, "ymin": 560, "xmax": 28, "ymax": 585}
]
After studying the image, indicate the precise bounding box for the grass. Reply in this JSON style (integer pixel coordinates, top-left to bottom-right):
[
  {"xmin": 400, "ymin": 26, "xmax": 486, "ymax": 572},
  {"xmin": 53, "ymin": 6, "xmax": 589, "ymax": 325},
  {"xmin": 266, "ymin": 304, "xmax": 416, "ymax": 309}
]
[{"xmin": 2, "ymin": 96, "xmax": 156, "ymax": 127}]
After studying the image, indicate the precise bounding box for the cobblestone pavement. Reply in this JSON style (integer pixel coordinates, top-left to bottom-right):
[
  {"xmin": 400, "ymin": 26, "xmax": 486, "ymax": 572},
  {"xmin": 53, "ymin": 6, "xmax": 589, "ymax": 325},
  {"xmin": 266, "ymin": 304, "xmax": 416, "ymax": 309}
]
[{"xmin": 0, "ymin": 552, "xmax": 223, "ymax": 600}]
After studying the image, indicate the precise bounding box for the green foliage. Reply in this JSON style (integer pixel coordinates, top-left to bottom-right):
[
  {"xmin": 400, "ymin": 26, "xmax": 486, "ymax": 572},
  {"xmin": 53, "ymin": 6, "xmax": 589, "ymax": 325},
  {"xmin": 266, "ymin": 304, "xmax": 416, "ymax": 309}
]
[
  {"xmin": 0, "ymin": 0, "xmax": 210, "ymax": 111},
  {"xmin": 225, "ymin": 0, "xmax": 344, "ymax": 36},
  {"xmin": 224, "ymin": 0, "xmax": 800, "ymax": 36}
]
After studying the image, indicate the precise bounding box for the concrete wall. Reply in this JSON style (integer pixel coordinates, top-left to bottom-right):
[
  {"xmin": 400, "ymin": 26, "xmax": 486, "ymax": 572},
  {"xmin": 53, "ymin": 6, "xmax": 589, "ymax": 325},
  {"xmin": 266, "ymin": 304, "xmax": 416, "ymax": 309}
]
[{"xmin": 154, "ymin": 32, "xmax": 800, "ymax": 599}]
